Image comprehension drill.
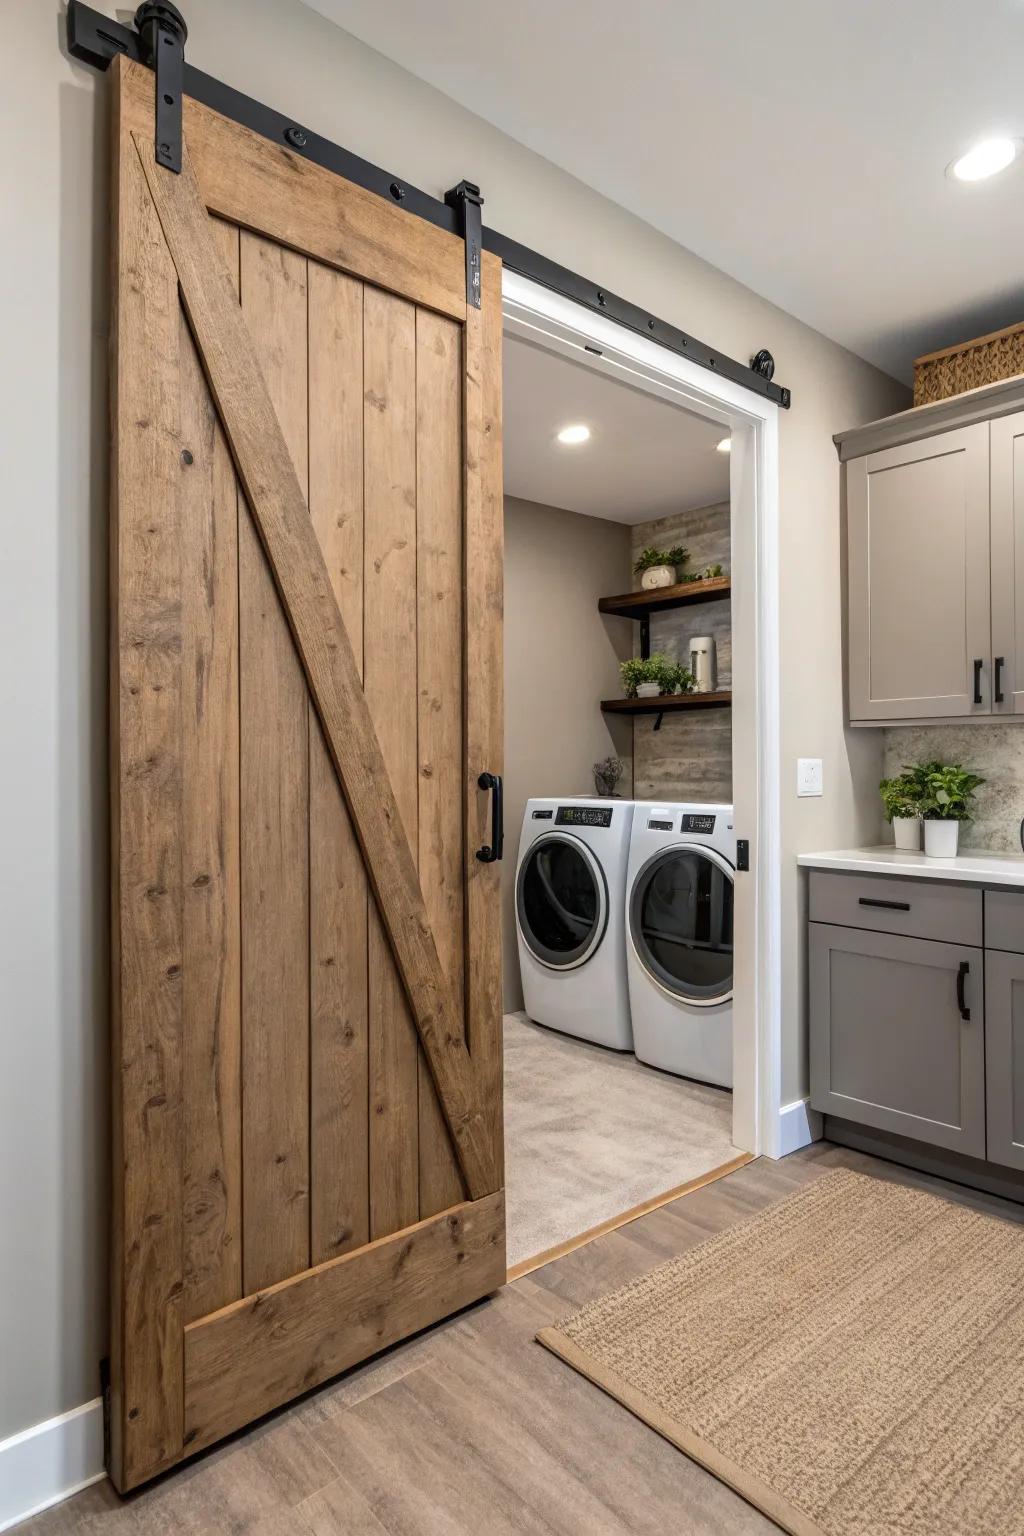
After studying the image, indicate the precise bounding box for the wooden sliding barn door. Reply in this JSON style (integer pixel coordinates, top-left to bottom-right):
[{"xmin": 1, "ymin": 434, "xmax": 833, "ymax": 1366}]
[{"xmin": 108, "ymin": 57, "xmax": 504, "ymax": 1491}]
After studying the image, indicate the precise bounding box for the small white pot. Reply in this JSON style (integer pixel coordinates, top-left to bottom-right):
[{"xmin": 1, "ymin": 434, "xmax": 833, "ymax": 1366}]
[
  {"xmin": 640, "ymin": 564, "xmax": 676, "ymax": 591},
  {"xmin": 924, "ymin": 819, "xmax": 960, "ymax": 858},
  {"xmin": 892, "ymin": 816, "xmax": 921, "ymax": 852},
  {"xmin": 636, "ymin": 681, "xmax": 662, "ymax": 698}
]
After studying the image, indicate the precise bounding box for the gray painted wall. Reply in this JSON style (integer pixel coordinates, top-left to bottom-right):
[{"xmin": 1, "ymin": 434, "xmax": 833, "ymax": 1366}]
[
  {"xmin": 631, "ymin": 503, "xmax": 732, "ymax": 803},
  {"xmin": 2, "ymin": 0, "xmax": 906, "ymax": 1440},
  {"xmin": 503, "ymin": 499, "xmax": 632, "ymax": 1011}
]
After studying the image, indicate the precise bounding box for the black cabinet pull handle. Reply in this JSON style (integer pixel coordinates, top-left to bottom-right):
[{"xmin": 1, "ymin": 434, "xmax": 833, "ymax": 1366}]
[
  {"xmin": 995, "ymin": 656, "xmax": 1005, "ymax": 704},
  {"xmin": 957, "ymin": 959, "xmax": 971, "ymax": 1022},
  {"xmin": 858, "ymin": 897, "xmax": 911, "ymax": 911},
  {"xmin": 973, "ymin": 658, "xmax": 983, "ymax": 705},
  {"xmin": 476, "ymin": 772, "xmax": 503, "ymax": 863}
]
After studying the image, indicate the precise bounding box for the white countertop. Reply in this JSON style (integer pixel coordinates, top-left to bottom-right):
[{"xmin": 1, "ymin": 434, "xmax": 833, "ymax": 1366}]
[{"xmin": 797, "ymin": 846, "xmax": 1024, "ymax": 887}]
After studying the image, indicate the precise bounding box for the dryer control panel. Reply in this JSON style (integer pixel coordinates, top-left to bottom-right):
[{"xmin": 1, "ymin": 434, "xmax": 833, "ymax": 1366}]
[
  {"xmin": 681, "ymin": 812, "xmax": 717, "ymax": 834},
  {"xmin": 555, "ymin": 805, "xmax": 614, "ymax": 827}
]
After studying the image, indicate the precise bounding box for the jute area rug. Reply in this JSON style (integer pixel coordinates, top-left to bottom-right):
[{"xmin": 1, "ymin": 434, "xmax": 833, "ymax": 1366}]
[{"xmin": 538, "ymin": 1168, "xmax": 1024, "ymax": 1536}]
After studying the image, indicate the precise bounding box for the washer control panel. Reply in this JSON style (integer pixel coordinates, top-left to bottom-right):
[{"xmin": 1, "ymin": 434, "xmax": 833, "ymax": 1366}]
[
  {"xmin": 681, "ymin": 812, "xmax": 717, "ymax": 834},
  {"xmin": 555, "ymin": 805, "xmax": 613, "ymax": 827}
]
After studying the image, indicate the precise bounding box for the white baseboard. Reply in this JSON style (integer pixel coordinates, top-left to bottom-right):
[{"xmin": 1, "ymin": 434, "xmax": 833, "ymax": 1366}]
[
  {"xmin": 773, "ymin": 1096, "xmax": 823, "ymax": 1159},
  {"xmin": 0, "ymin": 1399, "xmax": 105, "ymax": 1533}
]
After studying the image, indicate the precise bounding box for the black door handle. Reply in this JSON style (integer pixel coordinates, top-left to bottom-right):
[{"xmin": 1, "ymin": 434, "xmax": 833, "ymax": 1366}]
[
  {"xmin": 995, "ymin": 656, "xmax": 1005, "ymax": 704},
  {"xmin": 957, "ymin": 960, "xmax": 971, "ymax": 1022},
  {"xmin": 973, "ymin": 658, "xmax": 983, "ymax": 705},
  {"xmin": 476, "ymin": 772, "xmax": 503, "ymax": 863}
]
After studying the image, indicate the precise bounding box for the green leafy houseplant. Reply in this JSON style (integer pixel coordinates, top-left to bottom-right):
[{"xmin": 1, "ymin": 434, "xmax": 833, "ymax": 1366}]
[
  {"xmin": 916, "ymin": 763, "xmax": 985, "ymax": 822},
  {"xmin": 879, "ymin": 773, "xmax": 921, "ymax": 824},
  {"xmin": 682, "ymin": 563, "xmax": 725, "ymax": 583},
  {"xmin": 633, "ymin": 545, "xmax": 689, "ymax": 576},
  {"xmin": 618, "ymin": 653, "xmax": 672, "ymax": 697}
]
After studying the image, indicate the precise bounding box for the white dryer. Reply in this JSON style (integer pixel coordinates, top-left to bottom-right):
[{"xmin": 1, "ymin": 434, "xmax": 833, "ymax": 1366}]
[
  {"xmin": 515, "ymin": 798, "xmax": 635, "ymax": 1050},
  {"xmin": 625, "ymin": 802, "xmax": 735, "ymax": 1086}
]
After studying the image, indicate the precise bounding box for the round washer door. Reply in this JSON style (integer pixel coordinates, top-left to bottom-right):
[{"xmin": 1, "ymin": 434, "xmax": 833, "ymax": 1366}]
[
  {"xmin": 630, "ymin": 844, "xmax": 734, "ymax": 1006},
  {"xmin": 516, "ymin": 832, "xmax": 609, "ymax": 971}
]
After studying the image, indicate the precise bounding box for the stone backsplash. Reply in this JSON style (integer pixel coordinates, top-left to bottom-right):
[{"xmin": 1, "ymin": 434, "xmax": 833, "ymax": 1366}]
[
  {"xmin": 631, "ymin": 501, "xmax": 731, "ymax": 803},
  {"xmin": 883, "ymin": 724, "xmax": 1024, "ymax": 853}
]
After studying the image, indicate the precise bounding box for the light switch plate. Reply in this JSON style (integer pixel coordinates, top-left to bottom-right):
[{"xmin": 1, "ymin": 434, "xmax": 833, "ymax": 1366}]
[{"xmin": 797, "ymin": 758, "xmax": 823, "ymax": 797}]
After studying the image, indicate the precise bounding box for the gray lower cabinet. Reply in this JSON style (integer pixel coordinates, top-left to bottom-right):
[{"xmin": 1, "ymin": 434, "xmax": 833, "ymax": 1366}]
[
  {"xmin": 985, "ymin": 948, "xmax": 1024, "ymax": 1171},
  {"xmin": 809, "ymin": 923, "xmax": 985, "ymax": 1158}
]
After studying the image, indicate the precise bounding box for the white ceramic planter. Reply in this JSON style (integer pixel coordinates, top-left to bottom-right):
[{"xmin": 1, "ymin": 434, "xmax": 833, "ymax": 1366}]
[
  {"xmin": 924, "ymin": 819, "xmax": 960, "ymax": 858},
  {"xmin": 892, "ymin": 816, "xmax": 921, "ymax": 851},
  {"xmin": 635, "ymin": 681, "xmax": 662, "ymax": 698},
  {"xmin": 640, "ymin": 564, "xmax": 676, "ymax": 591}
]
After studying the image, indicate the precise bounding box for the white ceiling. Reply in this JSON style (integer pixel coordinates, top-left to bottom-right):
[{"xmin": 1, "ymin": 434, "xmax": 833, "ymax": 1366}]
[
  {"xmin": 502, "ymin": 334, "xmax": 728, "ymax": 523},
  {"xmin": 305, "ymin": 0, "xmax": 1024, "ymax": 382}
]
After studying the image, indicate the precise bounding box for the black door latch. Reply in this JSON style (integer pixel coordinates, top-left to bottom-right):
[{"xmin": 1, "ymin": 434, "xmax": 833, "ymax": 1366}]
[{"xmin": 736, "ymin": 839, "xmax": 750, "ymax": 871}]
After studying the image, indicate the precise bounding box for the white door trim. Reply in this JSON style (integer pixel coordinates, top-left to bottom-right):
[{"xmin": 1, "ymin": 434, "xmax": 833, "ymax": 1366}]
[{"xmin": 501, "ymin": 270, "xmax": 784, "ymax": 1158}]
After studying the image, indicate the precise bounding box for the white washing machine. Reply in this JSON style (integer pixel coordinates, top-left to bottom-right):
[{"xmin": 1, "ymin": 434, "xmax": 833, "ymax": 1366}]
[
  {"xmin": 515, "ymin": 798, "xmax": 635, "ymax": 1050},
  {"xmin": 625, "ymin": 802, "xmax": 735, "ymax": 1086}
]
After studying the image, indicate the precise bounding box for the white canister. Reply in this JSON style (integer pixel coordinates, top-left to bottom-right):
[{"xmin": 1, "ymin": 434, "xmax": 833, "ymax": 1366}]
[
  {"xmin": 640, "ymin": 564, "xmax": 676, "ymax": 590},
  {"xmin": 689, "ymin": 635, "xmax": 717, "ymax": 694},
  {"xmin": 923, "ymin": 820, "xmax": 960, "ymax": 858},
  {"xmin": 892, "ymin": 816, "xmax": 921, "ymax": 852}
]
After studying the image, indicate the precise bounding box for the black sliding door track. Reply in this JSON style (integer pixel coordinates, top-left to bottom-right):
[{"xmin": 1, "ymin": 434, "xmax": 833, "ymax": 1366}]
[{"xmin": 66, "ymin": 0, "xmax": 790, "ymax": 408}]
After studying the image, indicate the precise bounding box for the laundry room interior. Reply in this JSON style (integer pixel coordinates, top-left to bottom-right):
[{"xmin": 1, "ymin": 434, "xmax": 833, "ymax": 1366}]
[{"xmin": 501, "ymin": 328, "xmax": 742, "ymax": 1271}]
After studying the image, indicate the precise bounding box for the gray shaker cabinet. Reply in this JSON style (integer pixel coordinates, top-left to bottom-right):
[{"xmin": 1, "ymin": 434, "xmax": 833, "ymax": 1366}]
[
  {"xmin": 984, "ymin": 949, "xmax": 1024, "ymax": 1171},
  {"xmin": 846, "ymin": 424, "xmax": 991, "ymax": 721},
  {"xmin": 809, "ymin": 922, "xmax": 985, "ymax": 1158},
  {"xmin": 990, "ymin": 408, "xmax": 1024, "ymax": 716}
]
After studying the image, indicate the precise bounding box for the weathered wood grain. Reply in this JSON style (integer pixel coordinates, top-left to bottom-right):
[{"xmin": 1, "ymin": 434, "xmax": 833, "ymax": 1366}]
[
  {"xmin": 184, "ymin": 1191, "xmax": 506, "ymax": 1451},
  {"xmin": 180, "ymin": 217, "xmax": 243, "ymax": 1323},
  {"xmin": 307, "ymin": 261, "xmax": 370, "ymax": 1263},
  {"xmin": 238, "ymin": 232, "xmax": 311, "ymax": 1293},
  {"xmin": 133, "ymin": 130, "xmax": 498, "ymax": 1200},
  {"xmin": 416, "ymin": 308, "xmax": 467, "ymax": 1216}
]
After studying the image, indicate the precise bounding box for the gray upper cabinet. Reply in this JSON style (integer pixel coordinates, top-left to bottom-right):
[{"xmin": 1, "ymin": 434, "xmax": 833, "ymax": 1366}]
[
  {"xmin": 839, "ymin": 378, "xmax": 1024, "ymax": 726},
  {"xmin": 990, "ymin": 409, "xmax": 1024, "ymax": 716},
  {"xmin": 847, "ymin": 425, "xmax": 990, "ymax": 721}
]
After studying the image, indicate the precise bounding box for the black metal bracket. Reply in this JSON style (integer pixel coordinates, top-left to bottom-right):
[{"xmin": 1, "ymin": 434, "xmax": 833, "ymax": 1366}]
[
  {"xmin": 63, "ymin": 0, "xmax": 792, "ymax": 406},
  {"xmin": 134, "ymin": 2, "xmax": 187, "ymax": 173},
  {"xmin": 639, "ymin": 616, "xmax": 651, "ymax": 660},
  {"xmin": 653, "ymin": 711, "xmax": 664, "ymax": 732},
  {"xmin": 444, "ymin": 181, "xmax": 484, "ymax": 310}
]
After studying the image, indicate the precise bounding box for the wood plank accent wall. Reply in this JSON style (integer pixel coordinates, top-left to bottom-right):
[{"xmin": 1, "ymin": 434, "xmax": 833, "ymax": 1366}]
[{"xmin": 631, "ymin": 502, "xmax": 732, "ymax": 802}]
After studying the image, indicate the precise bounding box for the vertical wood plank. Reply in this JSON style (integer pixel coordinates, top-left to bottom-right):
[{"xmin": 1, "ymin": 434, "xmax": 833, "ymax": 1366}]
[
  {"xmin": 238, "ymin": 234, "xmax": 311, "ymax": 1292},
  {"xmin": 110, "ymin": 95, "xmax": 185, "ymax": 1485},
  {"xmin": 364, "ymin": 287, "xmax": 420, "ymax": 1238},
  {"xmin": 307, "ymin": 261, "xmax": 370, "ymax": 1261},
  {"xmin": 180, "ymin": 217, "xmax": 242, "ymax": 1322},
  {"xmin": 464, "ymin": 255, "xmax": 506, "ymax": 1189},
  {"xmin": 416, "ymin": 309, "xmax": 467, "ymax": 1214}
]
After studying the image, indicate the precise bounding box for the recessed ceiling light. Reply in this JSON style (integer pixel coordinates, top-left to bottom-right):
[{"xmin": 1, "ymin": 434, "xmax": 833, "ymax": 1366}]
[
  {"xmin": 557, "ymin": 423, "xmax": 590, "ymax": 445},
  {"xmin": 948, "ymin": 137, "xmax": 1020, "ymax": 182},
  {"xmin": 716, "ymin": 437, "xmax": 731, "ymax": 454}
]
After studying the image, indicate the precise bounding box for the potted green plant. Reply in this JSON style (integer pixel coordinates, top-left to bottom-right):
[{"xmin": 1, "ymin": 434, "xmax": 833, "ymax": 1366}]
[
  {"xmin": 633, "ymin": 545, "xmax": 689, "ymax": 591},
  {"xmin": 915, "ymin": 762, "xmax": 985, "ymax": 858},
  {"xmin": 662, "ymin": 660, "xmax": 697, "ymax": 696},
  {"xmin": 620, "ymin": 652, "xmax": 673, "ymax": 698},
  {"xmin": 879, "ymin": 772, "xmax": 923, "ymax": 851}
]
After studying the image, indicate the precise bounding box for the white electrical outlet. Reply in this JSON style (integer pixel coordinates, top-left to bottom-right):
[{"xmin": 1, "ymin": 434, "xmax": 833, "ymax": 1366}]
[{"xmin": 797, "ymin": 758, "xmax": 823, "ymax": 797}]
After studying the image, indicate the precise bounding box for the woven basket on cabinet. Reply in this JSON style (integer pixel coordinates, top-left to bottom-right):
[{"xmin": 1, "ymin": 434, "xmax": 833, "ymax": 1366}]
[{"xmin": 914, "ymin": 320, "xmax": 1024, "ymax": 405}]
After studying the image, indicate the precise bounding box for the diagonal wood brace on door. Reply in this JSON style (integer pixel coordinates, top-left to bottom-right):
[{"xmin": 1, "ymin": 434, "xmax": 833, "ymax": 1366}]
[
  {"xmin": 445, "ymin": 179, "xmax": 484, "ymax": 308},
  {"xmin": 134, "ymin": 1, "xmax": 187, "ymax": 173}
]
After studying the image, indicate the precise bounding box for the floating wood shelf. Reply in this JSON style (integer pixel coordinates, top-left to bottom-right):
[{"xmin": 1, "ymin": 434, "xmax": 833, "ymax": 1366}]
[
  {"xmin": 601, "ymin": 691, "xmax": 732, "ymax": 717},
  {"xmin": 598, "ymin": 575, "xmax": 730, "ymax": 620}
]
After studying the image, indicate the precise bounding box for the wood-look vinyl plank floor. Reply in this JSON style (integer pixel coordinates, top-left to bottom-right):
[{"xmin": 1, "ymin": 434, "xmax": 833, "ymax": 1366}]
[{"xmin": 20, "ymin": 1141, "xmax": 1024, "ymax": 1536}]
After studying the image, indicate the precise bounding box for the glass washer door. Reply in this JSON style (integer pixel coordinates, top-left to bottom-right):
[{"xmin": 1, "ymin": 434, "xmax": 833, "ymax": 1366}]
[
  {"xmin": 630, "ymin": 844, "xmax": 734, "ymax": 1006},
  {"xmin": 516, "ymin": 833, "xmax": 609, "ymax": 971}
]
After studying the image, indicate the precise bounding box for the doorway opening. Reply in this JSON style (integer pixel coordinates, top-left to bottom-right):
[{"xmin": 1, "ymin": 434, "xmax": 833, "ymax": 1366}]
[{"xmin": 500, "ymin": 272, "xmax": 781, "ymax": 1273}]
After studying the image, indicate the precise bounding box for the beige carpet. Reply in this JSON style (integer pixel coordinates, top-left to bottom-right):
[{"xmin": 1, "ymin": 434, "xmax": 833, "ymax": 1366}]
[
  {"xmin": 539, "ymin": 1168, "xmax": 1024, "ymax": 1536},
  {"xmin": 504, "ymin": 1011, "xmax": 736, "ymax": 1268}
]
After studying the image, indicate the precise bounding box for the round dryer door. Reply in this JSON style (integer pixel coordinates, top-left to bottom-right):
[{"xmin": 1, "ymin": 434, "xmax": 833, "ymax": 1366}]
[
  {"xmin": 516, "ymin": 833, "xmax": 608, "ymax": 971},
  {"xmin": 630, "ymin": 845, "xmax": 734, "ymax": 1006}
]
